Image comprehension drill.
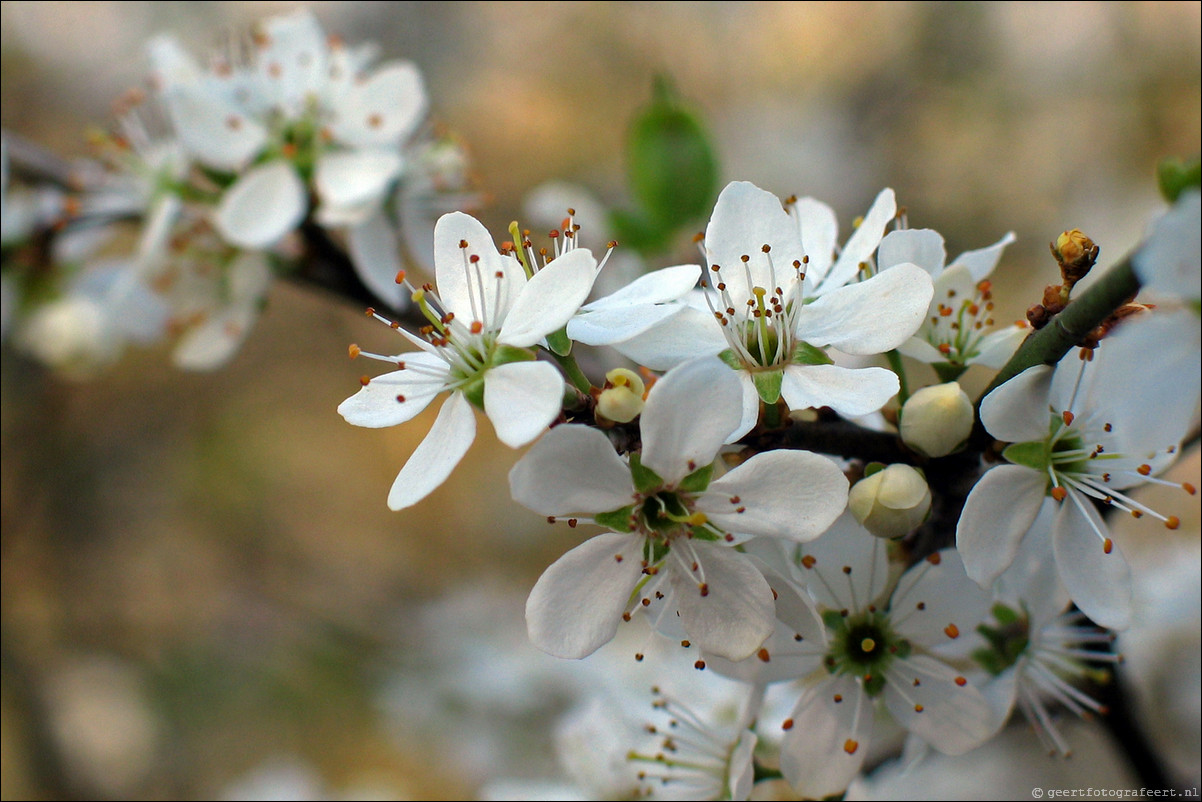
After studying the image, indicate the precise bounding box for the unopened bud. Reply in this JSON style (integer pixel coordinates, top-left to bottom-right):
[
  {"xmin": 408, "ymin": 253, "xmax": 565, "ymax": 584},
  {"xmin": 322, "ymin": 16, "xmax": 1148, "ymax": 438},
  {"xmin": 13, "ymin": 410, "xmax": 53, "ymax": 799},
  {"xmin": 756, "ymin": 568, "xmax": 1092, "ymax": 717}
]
[
  {"xmin": 848, "ymin": 464, "xmax": 932, "ymax": 539},
  {"xmin": 596, "ymin": 368, "xmax": 646, "ymax": 423},
  {"xmin": 899, "ymin": 382, "xmax": 975, "ymax": 458},
  {"xmin": 1051, "ymin": 229, "xmax": 1098, "ymax": 286}
]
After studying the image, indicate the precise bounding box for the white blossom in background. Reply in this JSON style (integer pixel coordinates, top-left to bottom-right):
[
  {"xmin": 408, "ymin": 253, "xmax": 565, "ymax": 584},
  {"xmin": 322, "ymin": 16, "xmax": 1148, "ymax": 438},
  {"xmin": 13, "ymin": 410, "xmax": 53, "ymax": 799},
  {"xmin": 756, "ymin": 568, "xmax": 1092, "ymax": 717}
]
[
  {"xmin": 148, "ymin": 8, "xmax": 427, "ymax": 248},
  {"xmin": 509, "ymin": 356, "xmax": 848, "ymax": 661},
  {"xmin": 339, "ymin": 211, "xmax": 596, "ymax": 510},
  {"xmin": 878, "ymin": 225, "xmax": 1027, "ymax": 377},
  {"xmin": 785, "ymin": 186, "xmax": 897, "ymax": 299},
  {"xmin": 957, "ymin": 343, "xmax": 1194, "ymax": 630}
]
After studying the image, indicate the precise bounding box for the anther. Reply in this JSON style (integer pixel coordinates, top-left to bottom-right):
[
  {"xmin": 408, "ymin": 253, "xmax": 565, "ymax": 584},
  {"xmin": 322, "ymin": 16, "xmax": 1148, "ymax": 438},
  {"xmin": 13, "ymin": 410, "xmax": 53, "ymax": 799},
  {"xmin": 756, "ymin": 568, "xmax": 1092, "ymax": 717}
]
[
  {"xmin": 1166, "ymin": 516, "xmax": 1180, "ymax": 530},
  {"xmin": 348, "ymin": 344, "xmax": 361, "ymax": 359},
  {"xmin": 944, "ymin": 624, "xmax": 960, "ymax": 639},
  {"xmin": 395, "ymin": 394, "xmax": 405, "ymax": 403},
  {"xmin": 955, "ymin": 676, "xmax": 968, "ymax": 687},
  {"xmin": 782, "ymin": 718, "xmax": 794, "ymax": 730},
  {"xmin": 1137, "ymin": 464, "xmax": 1152, "ymax": 476},
  {"xmin": 359, "ymin": 376, "xmax": 370, "ymax": 386},
  {"xmin": 1051, "ymin": 487, "xmax": 1068, "ymax": 502},
  {"xmin": 925, "ymin": 553, "xmax": 942, "ymax": 565},
  {"xmin": 694, "ymin": 660, "xmax": 706, "ymax": 670},
  {"xmin": 1184, "ymin": 483, "xmax": 1196, "ymax": 495},
  {"xmin": 844, "ymin": 739, "xmax": 859, "ymax": 755},
  {"xmin": 757, "ymin": 648, "xmax": 770, "ymax": 662},
  {"xmin": 1103, "ymin": 539, "xmax": 1113, "ymax": 554},
  {"xmin": 395, "ymin": 270, "xmax": 406, "ymax": 284}
]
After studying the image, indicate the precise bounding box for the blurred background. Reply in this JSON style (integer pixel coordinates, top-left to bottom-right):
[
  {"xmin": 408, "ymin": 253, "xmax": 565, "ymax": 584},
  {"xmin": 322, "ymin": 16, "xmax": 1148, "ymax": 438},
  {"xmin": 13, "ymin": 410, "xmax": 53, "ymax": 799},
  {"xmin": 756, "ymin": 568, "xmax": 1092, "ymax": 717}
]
[{"xmin": 1, "ymin": 2, "xmax": 1199, "ymax": 799}]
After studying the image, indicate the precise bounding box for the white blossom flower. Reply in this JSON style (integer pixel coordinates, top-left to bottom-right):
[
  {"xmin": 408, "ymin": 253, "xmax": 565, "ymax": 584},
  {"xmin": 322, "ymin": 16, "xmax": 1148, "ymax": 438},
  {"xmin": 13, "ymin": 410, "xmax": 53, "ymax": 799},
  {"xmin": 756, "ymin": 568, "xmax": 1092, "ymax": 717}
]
[
  {"xmin": 508, "ymin": 356, "xmax": 848, "ymax": 661},
  {"xmin": 339, "ymin": 211, "xmax": 596, "ymax": 510},
  {"xmin": 785, "ymin": 186, "xmax": 898, "ymax": 299},
  {"xmin": 149, "ymin": 9, "xmax": 427, "ymax": 247},
  {"xmin": 957, "ymin": 345, "xmax": 1194, "ymax": 629},
  {"xmin": 708, "ymin": 517, "xmax": 997, "ymax": 799},
  {"xmin": 579, "ymin": 182, "xmax": 934, "ymax": 439},
  {"xmin": 879, "ymin": 226, "xmax": 1027, "ymax": 378},
  {"xmin": 973, "ymin": 501, "xmax": 1121, "ymax": 757}
]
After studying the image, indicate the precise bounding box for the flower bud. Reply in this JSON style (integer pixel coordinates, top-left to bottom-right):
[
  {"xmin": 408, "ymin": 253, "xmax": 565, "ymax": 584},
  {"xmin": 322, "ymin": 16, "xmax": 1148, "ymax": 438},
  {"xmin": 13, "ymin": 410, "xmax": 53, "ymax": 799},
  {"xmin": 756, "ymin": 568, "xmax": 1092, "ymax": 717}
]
[
  {"xmin": 596, "ymin": 367, "xmax": 646, "ymax": 423},
  {"xmin": 848, "ymin": 464, "xmax": 932, "ymax": 539},
  {"xmin": 899, "ymin": 382, "xmax": 975, "ymax": 458},
  {"xmin": 1051, "ymin": 229, "xmax": 1098, "ymax": 286}
]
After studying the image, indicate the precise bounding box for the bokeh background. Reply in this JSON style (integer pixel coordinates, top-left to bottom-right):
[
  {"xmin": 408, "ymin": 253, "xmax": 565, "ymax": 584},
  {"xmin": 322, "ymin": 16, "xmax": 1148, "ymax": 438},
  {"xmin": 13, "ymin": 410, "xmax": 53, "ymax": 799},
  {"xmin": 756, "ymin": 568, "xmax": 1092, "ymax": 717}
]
[{"xmin": 2, "ymin": 2, "xmax": 1199, "ymax": 799}]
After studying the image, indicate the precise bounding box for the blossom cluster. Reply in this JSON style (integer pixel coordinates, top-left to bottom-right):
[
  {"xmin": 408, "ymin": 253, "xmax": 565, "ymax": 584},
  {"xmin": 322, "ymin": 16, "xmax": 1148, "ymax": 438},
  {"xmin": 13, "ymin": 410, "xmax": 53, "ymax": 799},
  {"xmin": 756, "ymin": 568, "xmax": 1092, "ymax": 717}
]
[
  {"xmin": 341, "ymin": 175, "xmax": 1200, "ymax": 798},
  {"xmin": 2, "ymin": 9, "xmax": 469, "ymax": 376}
]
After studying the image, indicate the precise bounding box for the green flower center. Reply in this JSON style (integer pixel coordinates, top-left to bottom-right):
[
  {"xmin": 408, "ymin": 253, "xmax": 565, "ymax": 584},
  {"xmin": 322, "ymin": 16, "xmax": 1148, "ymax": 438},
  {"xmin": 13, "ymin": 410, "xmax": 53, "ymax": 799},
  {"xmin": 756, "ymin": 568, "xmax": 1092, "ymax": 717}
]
[{"xmin": 823, "ymin": 609, "xmax": 909, "ymax": 697}]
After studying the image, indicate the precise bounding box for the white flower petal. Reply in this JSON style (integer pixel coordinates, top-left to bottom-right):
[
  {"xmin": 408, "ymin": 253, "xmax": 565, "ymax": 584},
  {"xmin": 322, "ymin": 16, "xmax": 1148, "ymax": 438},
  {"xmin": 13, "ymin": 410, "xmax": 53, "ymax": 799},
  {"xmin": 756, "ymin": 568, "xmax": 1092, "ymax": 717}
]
[
  {"xmin": 607, "ymin": 305, "xmax": 727, "ymax": 370},
  {"xmin": 879, "ymin": 228, "xmax": 947, "ymax": 276},
  {"xmin": 581, "ymin": 263, "xmax": 701, "ymax": 310},
  {"xmin": 165, "ymin": 84, "xmax": 268, "ymax": 171},
  {"xmin": 883, "ymin": 656, "xmax": 997, "ymax": 755},
  {"xmin": 314, "ymin": 149, "xmax": 403, "ymax": 213},
  {"xmin": 956, "ymin": 465, "xmax": 1047, "ymax": 587},
  {"xmin": 1053, "ymin": 494, "xmax": 1132, "ymax": 630},
  {"xmin": 818, "ymin": 188, "xmax": 896, "ymax": 293},
  {"xmin": 702, "ymin": 450, "xmax": 848, "ymax": 541},
  {"xmin": 968, "ymin": 322, "xmax": 1029, "ymax": 368},
  {"xmin": 799, "ymin": 263, "xmax": 933, "ymax": 354},
  {"xmin": 483, "ymin": 360, "xmax": 564, "ymax": 448},
  {"xmin": 1133, "ymin": 189, "xmax": 1200, "ymax": 300},
  {"xmin": 347, "ymin": 210, "xmax": 407, "ymax": 310},
  {"xmin": 386, "ymin": 392, "xmax": 476, "ymax": 510},
  {"xmin": 952, "ymin": 231, "xmax": 1016, "ymax": 283},
  {"xmin": 214, "ymin": 161, "xmax": 307, "ymax": 249},
  {"xmin": 328, "ymin": 61, "xmax": 427, "ymax": 147},
  {"xmin": 791, "ymin": 197, "xmax": 838, "ymax": 285},
  {"xmin": 337, "ymin": 353, "xmax": 447, "ymax": 428},
  {"xmin": 780, "ymin": 677, "xmax": 872, "ymax": 799},
  {"xmin": 890, "ymin": 549, "xmax": 992, "ymax": 647},
  {"xmin": 641, "ymin": 357, "xmax": 742, "ymax": 482},
  {"xmin": 728, "ymin": 730, "xmax": 758, "ymax": 801},
  {"xmin": 669, "ymin": 543, "xmax": 775, "ymax": 661},
  {"xmin": 255, "ymin": 9, "xmax": 328, "ymax": 112},
  {"xmin": 706, "ymin": 182, "xmax": 805, "ymax": 300},
  {"xmin": 979, "ymin": 365, "xmax": 1054, "ymax": 443},
  {"xmin": 432, "ymin": 212, "xmax": 524, "ymax": 322},
  {"xmin": 525, "ymin": 532, "xmax": 645, "ymax": 658},
  {"xmin": 724, "ymin": 373, "xmax": 764, "ymax": 444},
  {"xmin": 794, "ymin": 514, "xmax": 891, "ymax": 610},
  {"xmin": 172, "ymin": 307, "xmax": 255, "ymax": 371},
  {"xmin": 567, "ymin": 301, "xmax": 683, "ymax": 346},
  {"xmin": 498, "ymin": 248, "xmax": 596, "ymax": 347},
  {"xmin": 509, "ymin": 424, "xmax": 635, "ymax": 516},
  {"xmin": 780, "ymin": 363, "xmax": 899, "ymax": 417}
]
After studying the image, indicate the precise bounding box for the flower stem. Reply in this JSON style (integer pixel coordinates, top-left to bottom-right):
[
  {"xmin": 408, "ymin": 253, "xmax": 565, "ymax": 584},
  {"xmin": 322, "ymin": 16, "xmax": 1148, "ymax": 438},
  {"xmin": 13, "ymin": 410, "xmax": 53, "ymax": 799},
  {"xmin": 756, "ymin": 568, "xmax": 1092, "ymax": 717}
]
[
  {"xmin": 979, "ymin": 256, "xmax": 1140, "ymax": 402},
  {"xmin": 552, "ymin": 351, "xmax": 593, "ymax": 395}
]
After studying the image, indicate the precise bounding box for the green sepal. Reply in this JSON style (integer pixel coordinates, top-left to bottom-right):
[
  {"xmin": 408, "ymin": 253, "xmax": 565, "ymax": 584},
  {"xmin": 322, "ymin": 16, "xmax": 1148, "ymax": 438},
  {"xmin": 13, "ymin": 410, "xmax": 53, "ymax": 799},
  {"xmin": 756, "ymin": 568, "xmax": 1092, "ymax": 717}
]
[
  {"xmin": 493, "ymin": 344, "xmax": 537, "ymax": 366},
  {"xmin": 690, "ymin": 527, "xmax": 721, "ymax": 542},
  {"xmin": 1002, "ymin": 440, "xmax": 1049, "ymax": 472},
  {"xmin": 893, "ymin": 638, "xmax": 913, "ymax": 660},
  {"xmin": 791, "ymin": 340, "xmax": 833, "ymax": 366},
  {"xmin": 628, "ymin": 452, "xmax": 664, "ymax": 495},
  {"xmin": 933, "ymin": 361, "xmax": 968, "ymax": 383},
  {"xmin": 991, "ymin": 602, "xmax": 1020, "ymax": 626},
  {"xmin": 644, "ymin": 537, "xmax": 670, "ymax": 565},
  {"xmin": 862, "ymin": 462, "xmax": 886, "ymax": 478},
  {"xmin": 461, "ymin": 377, "xmax": 486, "ymax": 409},
  {"xmin": 545, "ymin": 328, "xmax": 572, "ymax": 357},
  {"xmin": 718, "ymin": 348, "xmax": 742, "ymax": 370},
  {"xmin": 752, "ymin": 369, "xmax": 784, "ymax": 404},
  {"xmin": 677, "ymin": 463, "xmax": 714, "ymax": 493},
  {"xmin": 1156, "ymin": 155, "xmax": 1202, "ymax": 203},
  {"xmin": 862, "ymin": 672, "xmax": 888, "ymax": 697},
  {"xmin": 822, "ymin": 610, "xmax": 845, "ymax": 631},
  {"xmin": 595, "ymin": 506, "xmax": 635, "ymax": 533}
]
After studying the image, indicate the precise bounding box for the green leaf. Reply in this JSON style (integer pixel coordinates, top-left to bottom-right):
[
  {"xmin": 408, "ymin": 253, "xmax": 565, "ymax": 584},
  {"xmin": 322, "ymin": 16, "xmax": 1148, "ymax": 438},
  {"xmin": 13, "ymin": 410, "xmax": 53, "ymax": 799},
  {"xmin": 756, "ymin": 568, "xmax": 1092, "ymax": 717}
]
[
  {"xmin": 1002, "ymin": 440, "xmax": 1049, "ymax": 472},
  {"xmin": 492, "ymin": 344, "xmax": 537, "ymax": 366},
  {"xmin": 623, "ymin": 75, "xmax": 718, "ymax": 245},
  {"xmin": 607, "ymin": 207, "xmax": 671, "ymax": 254},
  {"xmin": 991, "ymin": 603, "xmax": 1020, "ymax": 626},
  {"xmin": 792, "ymin": 340, "xmax": 834, "ymax": 366},
  {"xmin": 752, "ymin": 369, "xmax": 784, "ymax": 404},
  {"xmin": 678, "ymin": 463, "xmax": 714, "ymax": 493},
  {"xmin": 1157, "ymin": 155, "xmax": 1202, "ymax": 203},
  {"xmin": 628, "ymin": 452, "xmax": 665, "ymax": 495},
  {"xmin": 595, "ymin": 506, "xmax": 635, "ymax": 532}
]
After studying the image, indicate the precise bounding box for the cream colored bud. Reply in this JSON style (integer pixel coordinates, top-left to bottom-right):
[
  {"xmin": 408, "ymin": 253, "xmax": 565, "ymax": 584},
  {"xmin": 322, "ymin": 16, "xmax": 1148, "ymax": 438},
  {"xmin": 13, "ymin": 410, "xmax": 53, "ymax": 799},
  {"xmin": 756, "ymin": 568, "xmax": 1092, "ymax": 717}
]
[
  {"xmin": 596, "ymin": 368, "xmax": 645, "ymax": 423},
  {"xmin": 899, "ymin": 382, "xmax": 975, "ymax": 458},
  {"xmin": 848, "ymin": 464, "xmax": 932, "ymax": 539},
  {"xmin": 1054, "ymin": 229, "xmax": 1093, "ymax": 265}
]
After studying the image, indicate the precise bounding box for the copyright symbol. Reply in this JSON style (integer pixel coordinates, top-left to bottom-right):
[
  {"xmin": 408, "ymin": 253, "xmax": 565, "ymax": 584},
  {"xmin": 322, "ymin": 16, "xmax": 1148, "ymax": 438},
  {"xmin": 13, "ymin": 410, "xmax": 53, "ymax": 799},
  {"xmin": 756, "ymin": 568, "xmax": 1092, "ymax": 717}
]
[{"xmin": 1033, "ymin": 790, "xmax": 1045, "ymax": 799}]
